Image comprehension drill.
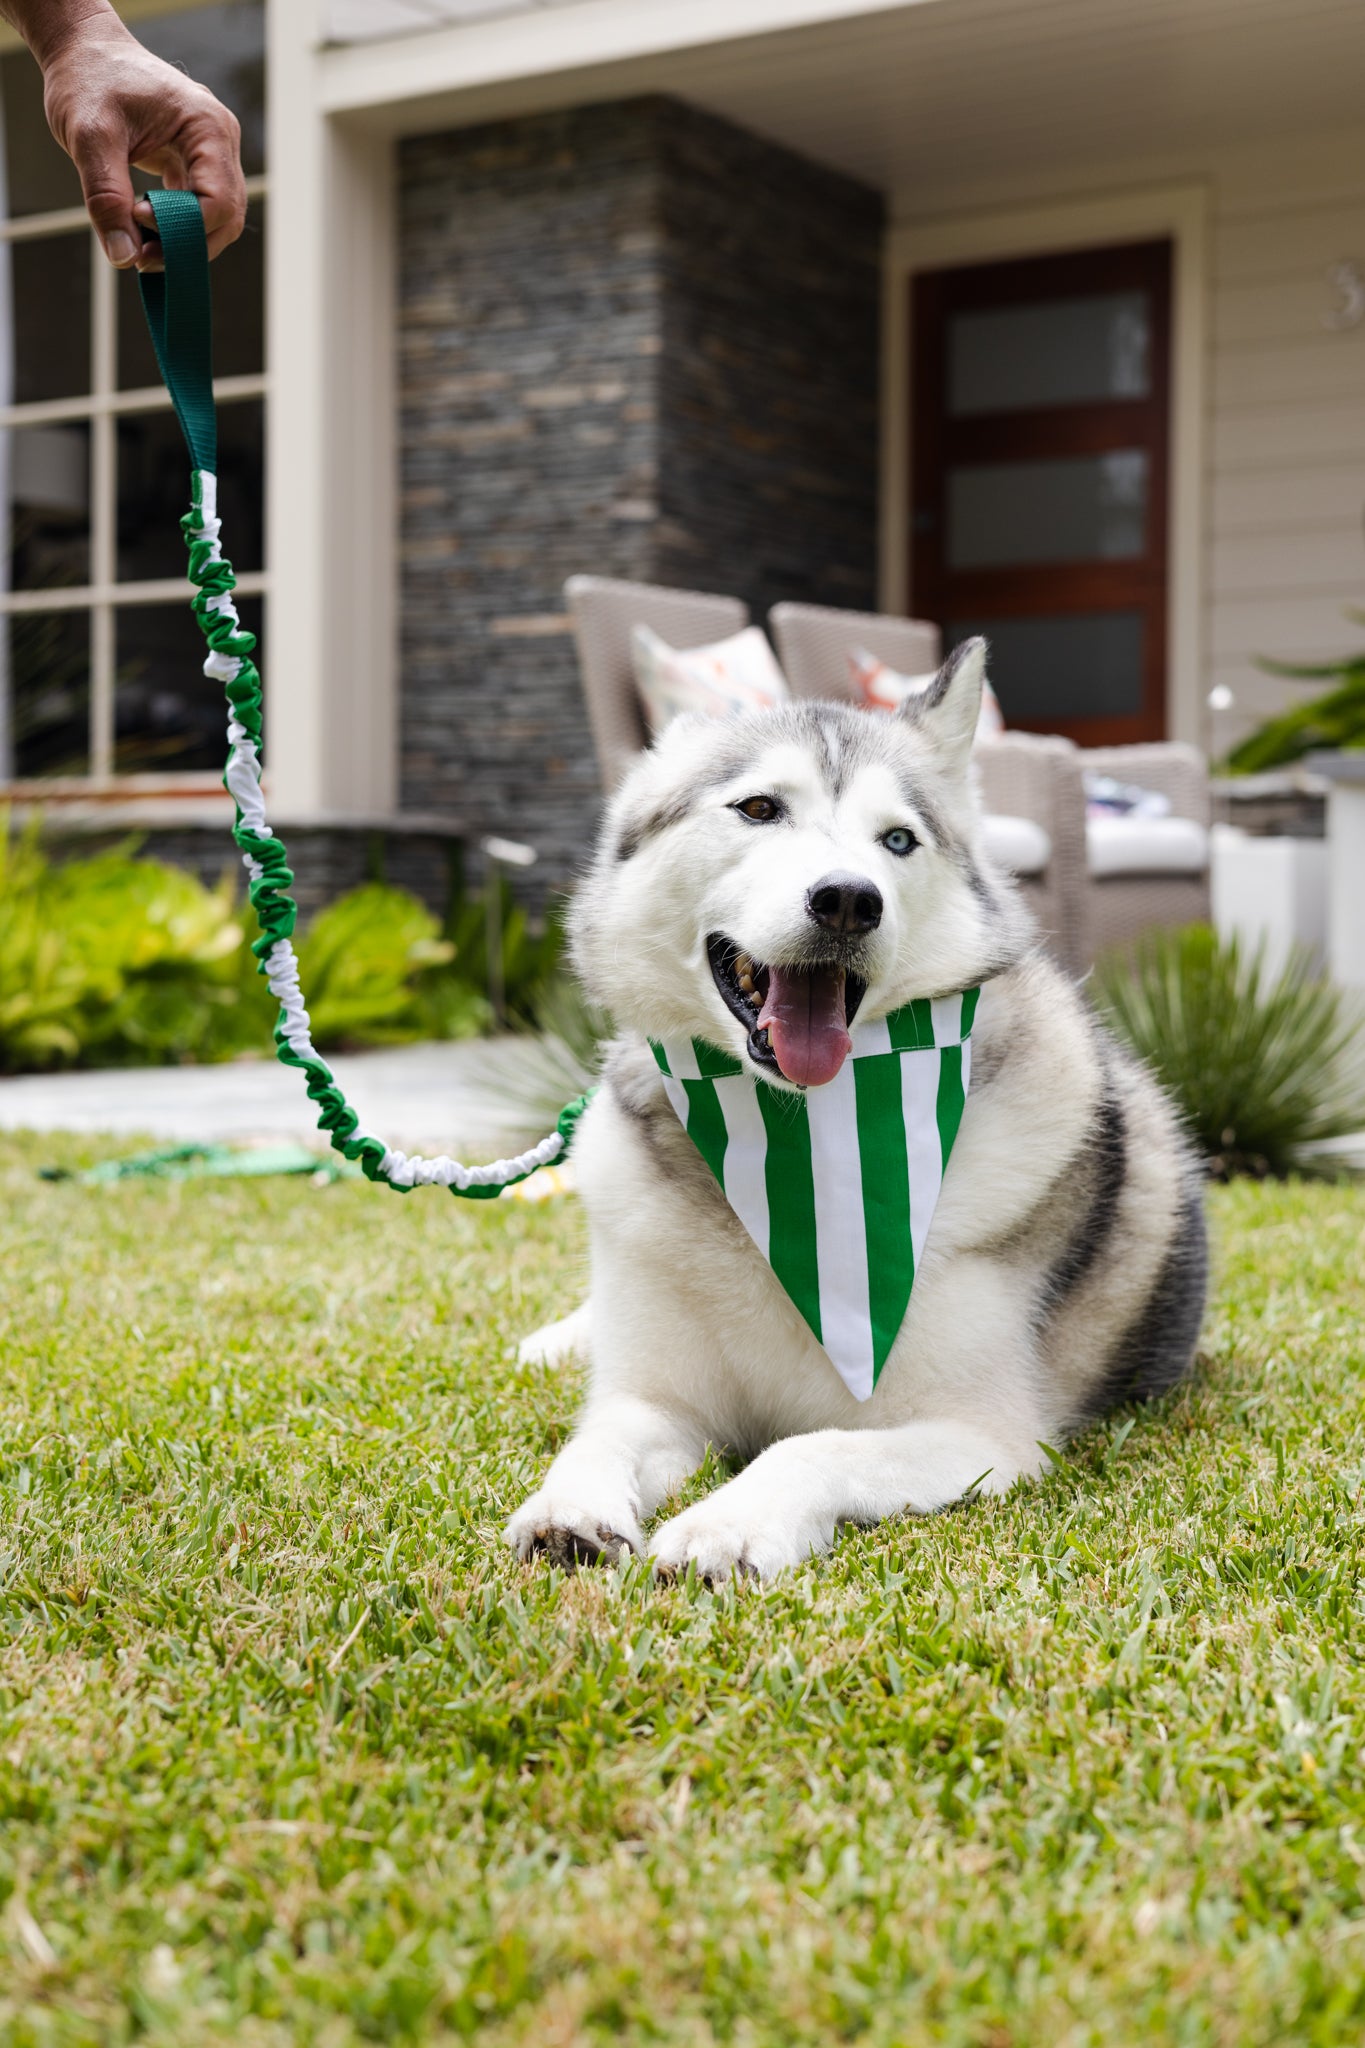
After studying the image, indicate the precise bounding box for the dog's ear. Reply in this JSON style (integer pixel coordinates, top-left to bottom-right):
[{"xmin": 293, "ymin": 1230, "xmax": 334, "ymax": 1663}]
[{"xmin": 901, "ymin": 637, "xmax": 986, "ymax": 777}]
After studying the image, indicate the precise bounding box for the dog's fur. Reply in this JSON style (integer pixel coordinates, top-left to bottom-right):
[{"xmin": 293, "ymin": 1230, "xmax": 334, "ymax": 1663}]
[{"xmin": 506, "ymin": 642, "xmax": 1207, "ymax": 1579}]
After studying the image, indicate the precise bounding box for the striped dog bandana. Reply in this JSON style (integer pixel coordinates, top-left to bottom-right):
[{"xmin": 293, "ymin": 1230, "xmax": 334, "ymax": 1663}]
[{"xmin": 650, "ymin": 989, "xmax": 978, "ymax": 1401}]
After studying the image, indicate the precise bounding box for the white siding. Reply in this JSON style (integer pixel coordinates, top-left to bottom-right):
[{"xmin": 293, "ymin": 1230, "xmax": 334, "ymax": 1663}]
[{"xmin": 1209, "ymin": 138, "xmax": 1365, "ymax": 746}]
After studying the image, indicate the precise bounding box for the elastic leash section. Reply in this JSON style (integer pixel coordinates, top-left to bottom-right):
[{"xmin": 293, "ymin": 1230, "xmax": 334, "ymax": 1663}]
[{"xmin": 138, "ymin": 188, "xmax": 590, "ymax": 1197}]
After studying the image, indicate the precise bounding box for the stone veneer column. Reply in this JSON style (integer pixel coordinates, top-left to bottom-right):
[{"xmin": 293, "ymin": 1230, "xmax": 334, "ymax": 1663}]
[{"xmin": 398, "ymin": 99, "xmax": 882, "ymax": 897}]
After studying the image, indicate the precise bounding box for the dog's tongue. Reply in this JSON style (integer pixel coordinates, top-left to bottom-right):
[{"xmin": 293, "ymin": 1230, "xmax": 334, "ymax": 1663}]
[{"xmin": 756, "ymin": 965, "xmax": 851, "ymax": 1088}]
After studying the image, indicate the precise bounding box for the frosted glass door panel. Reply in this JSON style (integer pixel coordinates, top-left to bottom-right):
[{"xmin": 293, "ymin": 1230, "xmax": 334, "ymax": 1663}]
[
  {"xmin": 948, "ymin": 292, "xmax": 1151, "ymax": 416},
  {"xmin": 946, "ymin": 452, "xmax": 1147, "ymax": 569},
  {"xmin": 947, "ymin": 613, "xmax": 1144, "ymax": 723}
]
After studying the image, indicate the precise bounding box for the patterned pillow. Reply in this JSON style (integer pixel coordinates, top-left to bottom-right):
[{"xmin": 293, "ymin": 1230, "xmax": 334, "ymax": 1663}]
[
  {"xmin": 632, "ymin": 623, "xmax": 790, "ymax": 733},
  {"xmin": 849, "ymin": 647, "xmax": 1006, "ymax": 741}
]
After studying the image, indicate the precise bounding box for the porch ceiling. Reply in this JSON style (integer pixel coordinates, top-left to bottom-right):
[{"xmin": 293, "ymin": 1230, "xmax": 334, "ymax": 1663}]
[{"xmin": 322, "ymin": 0, "xmax": 1365, "ymax": 201}]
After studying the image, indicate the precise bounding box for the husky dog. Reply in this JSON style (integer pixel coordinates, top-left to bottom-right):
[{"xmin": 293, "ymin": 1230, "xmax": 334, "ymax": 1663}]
[{"xmin": 506, "ymin": 641, "xmax": 1207, "ymax": 1579}]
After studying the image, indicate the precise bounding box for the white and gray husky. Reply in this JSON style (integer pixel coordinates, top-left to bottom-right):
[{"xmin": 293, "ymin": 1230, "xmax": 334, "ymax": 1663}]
[{"xmin": 506, "ymin": 641, "xmax": 1207, "ymax": 1579}]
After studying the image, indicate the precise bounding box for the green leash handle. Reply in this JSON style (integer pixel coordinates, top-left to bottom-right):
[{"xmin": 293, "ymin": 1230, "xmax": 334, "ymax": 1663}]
[
  {"xmin": 138, "ymin": 189, "xmax": 217, "ymax": 477},
  {"xmin": 137, "ymin": 189, "xmax": 590, "ymax": 1196}
]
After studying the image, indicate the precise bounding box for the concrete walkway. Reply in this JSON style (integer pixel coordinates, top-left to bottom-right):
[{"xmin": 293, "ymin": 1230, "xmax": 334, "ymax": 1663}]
[{"xmin": 0, "ymin": 1040, "xmax": 561, "ymax": 1155}]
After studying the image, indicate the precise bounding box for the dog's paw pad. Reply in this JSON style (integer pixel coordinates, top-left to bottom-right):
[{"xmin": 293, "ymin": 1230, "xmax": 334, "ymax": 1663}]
[
  {"xmin": 538, "ymin": 1522, "xmax": 631, "ymax": 1570},
  {"xmin": 505, "ymin": 1495, "xmax": 642, "ymax": 1569}
]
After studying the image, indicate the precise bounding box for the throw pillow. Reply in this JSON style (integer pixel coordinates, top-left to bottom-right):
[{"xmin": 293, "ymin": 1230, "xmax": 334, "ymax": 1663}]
[
  {"xmin": 1083, "ymin": 772, "xmax": 1171, "ymax": 820},
  {"xmin": 632, "ymin": 623, "xmax": 790, "ymax": 733},
  {"xmin": 849, "ymin": 647, "xmax": 1006, "ymax": 741}
]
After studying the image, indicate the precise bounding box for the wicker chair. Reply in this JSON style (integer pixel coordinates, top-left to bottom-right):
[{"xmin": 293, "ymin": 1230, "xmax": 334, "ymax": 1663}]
[
  {"xmin": 972, "ymin": 734, "xmax": 1090, "ymax": 975},
  {"xmin": 768, "ymin": 600, "xmax": 940, "ymax": 702},
  {"xmin": 565, "ymin": 574, "xmax": 749, "ymax": 793},
  {"xmin": 1080, "ymin": 743, "xmax": 1212, "ymax": 962}
]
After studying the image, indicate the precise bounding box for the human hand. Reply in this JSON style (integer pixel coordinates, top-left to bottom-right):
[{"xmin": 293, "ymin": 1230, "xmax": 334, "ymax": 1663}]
[{"xmin": 35, "ymin": 4, "xmax": 247, "ymax": 268}]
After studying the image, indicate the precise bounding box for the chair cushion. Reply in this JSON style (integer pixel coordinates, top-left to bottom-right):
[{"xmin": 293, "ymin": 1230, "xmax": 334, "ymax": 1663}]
[
  {"xmin": 1087, "ymin": 814, "xmax": 1209, "ymax": 878},
  {"xmin": 849, "ymin": 647, "xmax": 1006, "ymax": 739},
  {"xmin": 632, "ymin": 623, "xmax": 789, "ymax": 732},
  {"xmin": 981, "ymin": 812, "xmax": 1052, "ymax": 877},
  {"xmin": 1083, "ymin": 770, "xmax": 1171, "ymax": 818}
]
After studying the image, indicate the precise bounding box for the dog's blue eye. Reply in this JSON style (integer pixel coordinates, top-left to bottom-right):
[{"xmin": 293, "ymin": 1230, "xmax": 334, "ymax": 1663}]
[{"xmin": 883, "ymin": 827, "xmax": 917, "ymax": 856}]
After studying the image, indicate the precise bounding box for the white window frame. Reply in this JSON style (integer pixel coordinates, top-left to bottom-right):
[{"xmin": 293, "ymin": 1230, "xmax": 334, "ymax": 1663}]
[{"xmin": 0, "ymin": 172, "xmax": 268, "ymax": 790}]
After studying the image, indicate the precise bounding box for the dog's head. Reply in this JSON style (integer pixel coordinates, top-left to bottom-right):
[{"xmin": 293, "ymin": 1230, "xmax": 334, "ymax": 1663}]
[{"xmin": 572, "ymin": 639, "xmax": 1032, "ymax": 1090}]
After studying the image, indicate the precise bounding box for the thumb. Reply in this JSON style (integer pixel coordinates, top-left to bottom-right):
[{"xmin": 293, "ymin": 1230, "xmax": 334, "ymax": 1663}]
[{"xmin": 70, "ymin": 125, "xmax": 143, "ymax": 268}]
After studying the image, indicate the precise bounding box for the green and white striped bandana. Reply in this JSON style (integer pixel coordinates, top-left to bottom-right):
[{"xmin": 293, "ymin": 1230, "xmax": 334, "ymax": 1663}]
[{"xmin": 650, "ymin": 989, "xmax": 979, "ymax": 1401}]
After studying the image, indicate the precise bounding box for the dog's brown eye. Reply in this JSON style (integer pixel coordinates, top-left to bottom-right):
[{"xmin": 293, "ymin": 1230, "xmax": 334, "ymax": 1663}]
[{"xmin": 734, "ymin": 795, "xmax": 781, "ymax": 822}]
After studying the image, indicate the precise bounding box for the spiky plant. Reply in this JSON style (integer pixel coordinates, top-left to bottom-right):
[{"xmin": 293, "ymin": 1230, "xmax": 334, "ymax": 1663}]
[{"xmin": 1092, "ymin": 925, "xmax": 1365, "ymax": 1178}]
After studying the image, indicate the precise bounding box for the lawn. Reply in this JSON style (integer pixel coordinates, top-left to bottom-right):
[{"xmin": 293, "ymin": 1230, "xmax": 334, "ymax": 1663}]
[{"xmin": 2, "ymin": 1132, "xmax": 1364, "ymax": 2046}]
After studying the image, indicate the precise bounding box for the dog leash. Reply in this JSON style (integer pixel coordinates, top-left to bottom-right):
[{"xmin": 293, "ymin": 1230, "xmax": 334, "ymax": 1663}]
[{"xmin": 138, "ymin": 188, "xmax": 590, "ymax": 1195}]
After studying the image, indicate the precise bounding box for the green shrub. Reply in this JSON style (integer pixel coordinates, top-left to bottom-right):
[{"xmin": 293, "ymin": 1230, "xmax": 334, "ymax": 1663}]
[
  {"xmin": 295, "ymin": 883, "xmax": 487, "ymax": 1046},
  {"xmin": 1093, "ymin": 924, "xmax": 1365, "ymax": 1178},
  {"xmin": 445, "ymin": 869, "xmax": 565, "ymax": 1026},
  {"xmin": 0, "ymin": 825, "xmax": 499, "ymax": 1073},
  {"xmin": 0, "ymin": 823, "xmax": 259, "ymax": 1071}
]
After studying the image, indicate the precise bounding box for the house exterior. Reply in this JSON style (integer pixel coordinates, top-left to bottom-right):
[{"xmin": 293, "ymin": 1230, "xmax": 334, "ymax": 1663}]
[{"xmin": 4, "ymin": 0, "xmax": 1364, "ymax": 903}]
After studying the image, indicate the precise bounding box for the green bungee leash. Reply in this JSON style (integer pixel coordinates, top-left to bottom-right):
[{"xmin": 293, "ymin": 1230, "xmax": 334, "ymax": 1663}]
[{"xmin": 139, "ymin": 188, "xmax": 589, "ymax": 1197}]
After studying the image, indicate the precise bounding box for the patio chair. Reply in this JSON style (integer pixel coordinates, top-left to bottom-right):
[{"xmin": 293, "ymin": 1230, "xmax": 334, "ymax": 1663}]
[
  {"xmin": 768, "ymin": 601, "xmax": 940, "ymax": 702},
  {"xmin": 566, "ymin": 574, "xmax": 748, "ymax": 792},
  {"xmin": 1080, "ymin": 743, "xmax": 1211, "ymax": 962}
]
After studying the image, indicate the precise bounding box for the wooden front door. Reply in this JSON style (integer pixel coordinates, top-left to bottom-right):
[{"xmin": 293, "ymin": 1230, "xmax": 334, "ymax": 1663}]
[{"xmin": 911, "ymin": 240, "xmax": 1172, "ymax": 745}]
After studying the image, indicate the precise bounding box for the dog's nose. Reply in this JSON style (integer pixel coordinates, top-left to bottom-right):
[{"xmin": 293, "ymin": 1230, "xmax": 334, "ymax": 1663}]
[{"xmin": 806, "ymin": 872, "xmax": 883, "ymax": 936}]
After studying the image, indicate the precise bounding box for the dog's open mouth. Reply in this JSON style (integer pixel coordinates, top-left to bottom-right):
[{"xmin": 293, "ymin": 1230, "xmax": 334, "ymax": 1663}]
[{"xmin": 708, "ymin": 933, "xmax": 866, "ymax": 1088}]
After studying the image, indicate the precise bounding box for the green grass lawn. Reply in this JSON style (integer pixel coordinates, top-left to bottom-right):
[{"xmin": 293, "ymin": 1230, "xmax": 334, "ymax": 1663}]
[{"xmin": 2, "ymin": 1133, "xmax": 1364, "ymax": 2046}]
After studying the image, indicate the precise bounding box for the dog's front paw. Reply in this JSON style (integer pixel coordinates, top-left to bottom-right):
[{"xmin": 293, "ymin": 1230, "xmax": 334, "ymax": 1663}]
[
  {"xmin": 649, "ymin": 1485, "xmax": 828, "ymax": 1583},
  {"xmin": 505, "ymin": 1488, "xmax": 643, "ymax": 1570}
]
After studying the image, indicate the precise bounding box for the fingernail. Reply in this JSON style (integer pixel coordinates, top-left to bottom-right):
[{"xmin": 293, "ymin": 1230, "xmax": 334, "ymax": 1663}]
[{"xmin": 102, "ymin": 231, "xmax": 138, "ymax": 268}]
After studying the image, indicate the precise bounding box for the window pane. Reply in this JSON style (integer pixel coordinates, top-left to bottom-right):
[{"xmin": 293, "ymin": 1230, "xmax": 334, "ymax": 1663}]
[
  {"xmin": 5, "ymin": 235, "xmax": 91, "ymax": 403},
  {"xmin": 4, "ymin": 422, "xmax": 91, "ymax": 592},
  {"xmin": 947, "ymin": 613, "xmax": 1144, "ymax": 723},
  {"xmin": 119, "ymin": 197, "xmax": 265, "ymax": 390},
  {"xmin": 115, "ymin": 595, "xmax": 262, "ymax": 774},
  {"xmin": 117, "ymin": 399, "xmax": 264, "ymax": 582},
  {"xmin": 0, "ymin": 50, "xmax": 84, "ymax": 216},
  {"xmin": 946, "ymin": 452, "xmax": 1148, "ymax": 569},
  {"xmin": 7, "ymin": 609, "xmax": 89, "ymax": 777},
  {"xmin": 948, "ymin": 292, "xmax": 1151, "ymax": 417}
]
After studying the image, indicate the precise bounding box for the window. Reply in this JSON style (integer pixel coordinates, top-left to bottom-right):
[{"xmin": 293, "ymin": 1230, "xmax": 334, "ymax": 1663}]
[
  {"xmin": 912, "ymin": 241, "xmax": 1171, "ymax": 746},
  {"xmin": 0, "ymin": 0, "xmax": 266, "ymax": 786}
]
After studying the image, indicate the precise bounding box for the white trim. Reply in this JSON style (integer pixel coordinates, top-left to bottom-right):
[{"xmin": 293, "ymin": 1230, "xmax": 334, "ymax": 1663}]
[
  {"xmin": 0, "ymin": 373, "xmax": 267, "ymax": 429},
  {"xmin": 320, "ymin": 0, "xmax": 945, "ymax": 126},
  {"xmin": 880, "ymin": 183, "xmax": 1209, "ymax": 750},
  {"xmin": 90, "ymin": 228, "xmax": 115, "ymax": 779},
  {"xmin": 0, "ymin": 174, "xmax": 268, "ymax": 244},
  {"xmin": 324, "ymin": 122, "xmax": 398, "ymax": 816},
  {"xmin": 0, "ymin": 572, "xmax": 268, "ymax": 614},
  {"xmin": 267, "ymin": 0, "xmax": 397, "ymax": 820}
]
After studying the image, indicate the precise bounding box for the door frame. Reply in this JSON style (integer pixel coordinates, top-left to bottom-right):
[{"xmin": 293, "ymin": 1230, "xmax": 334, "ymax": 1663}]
[
  {"xmin": 880, "ymin": 184, "xmax": 1208, "ymax": 750},
  {"xmin": 912, "ymin": 238, "xmax": 1173, "ymax": 747}
]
